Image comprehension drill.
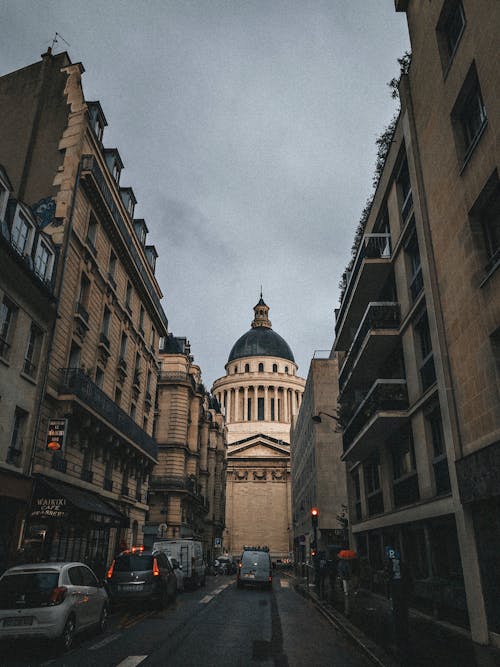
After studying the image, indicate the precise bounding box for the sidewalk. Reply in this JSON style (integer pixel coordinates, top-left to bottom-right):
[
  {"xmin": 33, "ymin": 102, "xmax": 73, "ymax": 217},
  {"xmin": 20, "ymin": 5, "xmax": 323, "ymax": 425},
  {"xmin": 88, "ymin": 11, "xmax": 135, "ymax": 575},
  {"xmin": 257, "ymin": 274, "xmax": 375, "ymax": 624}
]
[{"xmin": 290, "ymin": 574, "xmax": 500, "ymax": 667}]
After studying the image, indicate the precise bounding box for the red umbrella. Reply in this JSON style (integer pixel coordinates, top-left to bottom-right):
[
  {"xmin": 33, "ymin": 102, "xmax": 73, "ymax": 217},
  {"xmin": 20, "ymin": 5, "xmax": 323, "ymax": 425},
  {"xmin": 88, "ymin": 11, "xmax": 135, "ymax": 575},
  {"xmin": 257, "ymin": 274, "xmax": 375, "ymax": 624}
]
[{"xmin": 338, "ymin": 549, "xmax": 358, "ymax": 559}]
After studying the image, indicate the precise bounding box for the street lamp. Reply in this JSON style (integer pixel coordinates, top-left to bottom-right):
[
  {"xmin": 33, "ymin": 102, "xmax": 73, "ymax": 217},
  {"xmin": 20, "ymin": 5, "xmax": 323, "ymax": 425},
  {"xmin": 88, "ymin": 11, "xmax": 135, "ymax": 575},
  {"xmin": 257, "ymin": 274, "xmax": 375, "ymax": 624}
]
[{"xmin": 312, "ymin": 411, "xmax": 339, "ymax": 424}]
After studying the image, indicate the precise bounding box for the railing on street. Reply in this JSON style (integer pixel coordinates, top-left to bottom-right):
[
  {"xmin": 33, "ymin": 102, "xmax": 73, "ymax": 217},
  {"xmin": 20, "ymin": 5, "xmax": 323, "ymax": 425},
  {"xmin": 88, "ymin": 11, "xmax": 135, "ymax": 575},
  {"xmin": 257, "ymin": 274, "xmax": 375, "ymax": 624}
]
[{"xmin": 59, "ymin": 367, "xmax": 157, "ymax": 460}]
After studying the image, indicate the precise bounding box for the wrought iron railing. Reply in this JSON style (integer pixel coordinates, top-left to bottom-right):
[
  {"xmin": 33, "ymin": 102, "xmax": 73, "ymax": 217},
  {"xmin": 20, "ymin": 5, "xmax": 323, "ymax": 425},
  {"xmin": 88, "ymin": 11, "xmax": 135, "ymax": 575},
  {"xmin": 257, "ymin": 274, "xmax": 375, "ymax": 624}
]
[
  {"xmin": 159, "ymin": 371, "xmax": 196, "ymax": 392},
  {"xmin": 342, "ymin": 379, "xmax": 408, "ymax": 451},
  {"xmin": 336, "ymin": 233, "xmax": 392, "ymax": 335},
  {"xmin": 339, "ymin": 302, "xmax": 400, "ymax": 391},
  {"xmin": 80, "ymin": 155, "xmax": 168, "ymax": 331},
  {"xmin": 59, "ymin": 368, "xmax": 157, "ymax": 459}
]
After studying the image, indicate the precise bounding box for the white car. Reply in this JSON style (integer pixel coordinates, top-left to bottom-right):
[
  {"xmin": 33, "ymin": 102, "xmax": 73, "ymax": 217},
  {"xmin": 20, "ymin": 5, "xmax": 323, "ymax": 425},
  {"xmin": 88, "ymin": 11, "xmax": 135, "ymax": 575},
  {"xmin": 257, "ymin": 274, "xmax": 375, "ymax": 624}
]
[
  {"xmin": 167, "ymin": 556, "xmax": 184, "ymax": 592},
  {"xmin": 0, "ymin": 562, "xmax": 109, "ymax": 651}
]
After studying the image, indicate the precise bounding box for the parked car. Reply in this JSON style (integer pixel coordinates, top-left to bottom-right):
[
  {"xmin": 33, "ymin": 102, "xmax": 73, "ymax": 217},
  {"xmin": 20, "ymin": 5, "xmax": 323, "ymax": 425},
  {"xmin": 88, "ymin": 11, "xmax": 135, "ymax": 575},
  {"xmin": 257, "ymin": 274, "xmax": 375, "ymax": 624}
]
[
  {"xmin": 167, "ymin": 556, "xmax": 184, "ymax": 592},
  {"xmin": 237, "ymin": 549, "xmax": 272, "ymax": 589},
  {"xmin": 0, "ymin": 562, "xmax": 108, "ymax": 651},
  {"xmin": 152, "ymin": 539, "xmax": 205, "ymax": 588},
  {"xmin": 106, "ymin": 547, "xmax": 177, "ymax": 608}
]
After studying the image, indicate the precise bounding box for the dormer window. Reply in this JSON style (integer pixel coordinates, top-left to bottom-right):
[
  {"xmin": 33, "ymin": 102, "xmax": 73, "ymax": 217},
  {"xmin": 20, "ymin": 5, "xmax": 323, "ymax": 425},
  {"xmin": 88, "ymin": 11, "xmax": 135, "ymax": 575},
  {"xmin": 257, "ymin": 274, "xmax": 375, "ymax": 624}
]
[
  {"xmin": 87, "ymin": 101, "xmax": 107, "ymax": 143},
  {"xmin": 145, "ymin": 245, "xmax": 158, "ymax": 273},
  {"xmin": 120, "ymin": 187, "xmax": 136, "ymax": 219},
  {"xmin": 104, "ymin": 149, "xmax": 123, "ymax": 185},
  {"xmin": 133, "ymin": 219, "xmax": 148, "ymax": 246},
  {"xmin": 11, "ymin": 208, "xmax": 34, "ymax": 255},
  {"xmin": 34, "ymin": 237, "xmax": 54, "ymax": 283}
]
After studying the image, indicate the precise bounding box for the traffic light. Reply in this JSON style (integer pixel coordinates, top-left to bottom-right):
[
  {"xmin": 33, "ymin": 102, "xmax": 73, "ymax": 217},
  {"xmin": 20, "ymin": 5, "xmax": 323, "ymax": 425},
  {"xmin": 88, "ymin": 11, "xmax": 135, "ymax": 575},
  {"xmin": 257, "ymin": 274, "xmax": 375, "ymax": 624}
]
[{"xmin": 310, "ymin": 507, "xmax": 319, "ymax": 528}]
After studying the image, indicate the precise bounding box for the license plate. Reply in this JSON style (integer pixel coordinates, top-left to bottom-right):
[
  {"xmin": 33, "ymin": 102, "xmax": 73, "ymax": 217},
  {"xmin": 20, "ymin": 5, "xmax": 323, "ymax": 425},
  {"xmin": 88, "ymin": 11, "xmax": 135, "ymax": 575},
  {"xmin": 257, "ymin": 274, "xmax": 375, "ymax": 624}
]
[
  {"xmin": 120, "ymin": 584, "xmax": 143, "ymax": 592},
  {"xmin": 3, "ymin": 617, "xmax": 33, "ymax": 627}
]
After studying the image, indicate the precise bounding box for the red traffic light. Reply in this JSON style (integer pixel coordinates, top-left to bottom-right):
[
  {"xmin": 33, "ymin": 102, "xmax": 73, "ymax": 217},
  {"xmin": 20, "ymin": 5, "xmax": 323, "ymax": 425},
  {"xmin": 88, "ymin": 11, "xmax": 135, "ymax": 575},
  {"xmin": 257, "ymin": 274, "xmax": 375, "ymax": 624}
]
[{"xmin": 310, "ymin": 507, "xmax": 319, "ymax": 517}]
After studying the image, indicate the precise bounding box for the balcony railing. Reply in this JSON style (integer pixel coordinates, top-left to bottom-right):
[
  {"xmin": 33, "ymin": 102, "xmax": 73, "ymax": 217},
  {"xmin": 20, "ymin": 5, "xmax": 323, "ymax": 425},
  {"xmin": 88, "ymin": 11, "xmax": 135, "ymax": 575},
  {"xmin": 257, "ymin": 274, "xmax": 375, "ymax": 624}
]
[
  {"xmin": 343, "ymin": 379, "xmax": 408, "ymax": 451},
  {"xmin": 81, "ymin": 469, "xmax": 94, "ymax": 483},
  {"xmin": 336, "ymin": 233, "xmax": 392, "ymax": 336},
  {"xmin": 339, "ymin": 302, "xmax": 400, "ymax": 392},
  {"xmin": 80, "ymin": 155, "xmax": 168, "ymax": 332},
  {"xmin": 159, "ymin": 371, "xmax": 197, "ymax": 392},
  {"xmin": 59, "ymin": 368, "xmax": 157, "ymax": 460}
]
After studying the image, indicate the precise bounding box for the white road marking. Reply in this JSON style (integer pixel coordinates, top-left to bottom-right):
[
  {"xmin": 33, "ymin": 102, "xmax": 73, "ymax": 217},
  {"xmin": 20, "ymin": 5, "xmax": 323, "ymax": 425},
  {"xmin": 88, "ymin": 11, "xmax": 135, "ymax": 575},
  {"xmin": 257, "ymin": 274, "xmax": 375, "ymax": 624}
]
[
  {"xmin": 280, "ymin": 580, "xmax": 290, "ymax": 588},
  {"xmin": 200, "ymin": 595, "xmax": 214, "ymax": 603},
  {"xmin": 89, "ymin": 632, "xmax": 121, "ymax": 650},
  {"xmin": 115, "ymin": 657, "xmax": 148, "ymax": 667}
]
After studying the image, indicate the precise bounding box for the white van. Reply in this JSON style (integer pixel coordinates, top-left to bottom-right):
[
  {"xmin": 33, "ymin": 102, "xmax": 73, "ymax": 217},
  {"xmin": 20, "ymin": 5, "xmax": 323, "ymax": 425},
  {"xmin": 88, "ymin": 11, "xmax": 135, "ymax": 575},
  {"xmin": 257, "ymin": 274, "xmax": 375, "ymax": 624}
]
[
  {"xmin": 152, "ymin": 539, "xmax": 205, "ymax": 588},
  {"xmin": 237, "ymin": 549, "xmax": 272, "ymax": 589}
]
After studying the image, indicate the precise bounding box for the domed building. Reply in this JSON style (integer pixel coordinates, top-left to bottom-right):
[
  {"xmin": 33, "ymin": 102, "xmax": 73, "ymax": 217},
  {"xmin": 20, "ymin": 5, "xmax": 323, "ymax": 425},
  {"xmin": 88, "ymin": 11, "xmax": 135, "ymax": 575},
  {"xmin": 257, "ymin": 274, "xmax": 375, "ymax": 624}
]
[{"xmin": 212, "ymin": 295, "xmax": 305, "ymax": 561}]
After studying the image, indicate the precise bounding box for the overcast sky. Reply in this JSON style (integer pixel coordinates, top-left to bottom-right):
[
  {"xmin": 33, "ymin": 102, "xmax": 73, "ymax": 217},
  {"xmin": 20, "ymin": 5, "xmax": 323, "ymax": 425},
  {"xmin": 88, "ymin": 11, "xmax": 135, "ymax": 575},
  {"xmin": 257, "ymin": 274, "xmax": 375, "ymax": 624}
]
[{"xmin": 1, "ymin": 1, "xmax": 410, "ymax": 387}]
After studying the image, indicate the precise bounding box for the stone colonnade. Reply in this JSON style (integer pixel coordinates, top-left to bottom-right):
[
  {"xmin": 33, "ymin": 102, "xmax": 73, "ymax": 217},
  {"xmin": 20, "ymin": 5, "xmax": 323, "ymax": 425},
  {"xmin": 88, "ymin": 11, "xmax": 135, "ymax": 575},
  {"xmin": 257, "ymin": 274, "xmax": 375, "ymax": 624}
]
[{"xmin": 215, "ymin": 385, "xmax": 302, "ymax": 424}]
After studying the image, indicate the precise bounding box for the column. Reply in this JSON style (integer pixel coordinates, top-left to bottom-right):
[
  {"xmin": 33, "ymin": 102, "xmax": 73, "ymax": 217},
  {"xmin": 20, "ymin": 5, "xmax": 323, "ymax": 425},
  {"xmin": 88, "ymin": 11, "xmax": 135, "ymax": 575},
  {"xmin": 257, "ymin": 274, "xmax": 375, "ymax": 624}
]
[
  {"xmin": 274, "ymin": 386, "xmax": 278, "ymax": 421},
  {"xmin": 253, "ymin": 386, "xmax": 258, "ymax": 421},
  {"xmin": 234, "ymin": 388, "xmax": 240, "ymax": 422},
  {"xmin": 226, "ymin": 388, "xmax": 232, "ymax": 424},
  {"xmin": 264, "ymin": 386, "xmax": 269, "ymax": 421},
  {"xmin": 283, "ymin": 388, "xmax": 289, "ymax": 423},
  {"xmin": 243, "ymin": 386, "xmax": 248, "ymax": 421}
]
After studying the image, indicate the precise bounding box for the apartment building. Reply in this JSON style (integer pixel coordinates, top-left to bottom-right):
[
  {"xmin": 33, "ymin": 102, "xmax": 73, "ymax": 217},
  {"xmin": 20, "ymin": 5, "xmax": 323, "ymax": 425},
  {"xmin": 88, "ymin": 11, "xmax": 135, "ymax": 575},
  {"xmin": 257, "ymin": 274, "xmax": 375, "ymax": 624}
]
[
  {"xmin": 290, "ymin": 354, "xmax": 347, "ymax": 564},
  {"xmin": 334, "ymin": 0, "xmax": 499, "ymax": 645},
  {"xmin": 0, "ymin": 166, "xmax": 58, "ymax": 571},
  {"xmin": 148, "ymin": 334, "xmax": 227, "ymax": 562},
  {"xmin": 0, "ymin": 50, "xmax": 168, "ymax": 574}
]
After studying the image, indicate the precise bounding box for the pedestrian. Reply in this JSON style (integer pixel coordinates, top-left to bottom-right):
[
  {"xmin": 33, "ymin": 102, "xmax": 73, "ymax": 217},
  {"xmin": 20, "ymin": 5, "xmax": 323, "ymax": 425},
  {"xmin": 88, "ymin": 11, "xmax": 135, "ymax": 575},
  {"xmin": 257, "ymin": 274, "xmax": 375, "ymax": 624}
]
[
  {"xmin": 385, "ymin": 546, "xmax": 412, "ymax": 665},
  {"xmin": 337, "ymin": 555, "xmax": 353, "ymax": 616}
]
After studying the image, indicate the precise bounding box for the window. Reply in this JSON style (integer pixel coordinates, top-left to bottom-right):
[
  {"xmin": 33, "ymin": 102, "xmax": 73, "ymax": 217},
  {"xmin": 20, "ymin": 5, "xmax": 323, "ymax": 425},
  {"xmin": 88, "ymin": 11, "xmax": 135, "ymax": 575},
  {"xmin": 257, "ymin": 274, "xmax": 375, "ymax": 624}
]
[
  {"xmin": 426, "ymin": 404, "xmax": 451, "ymax": 495},
  {"xmin": 270, "ymin": 398, "xmax": 275, "ymax": 421},
  {"xmin": 101, "ymin": 306, "xmax": 111, "ymax": 342},
  {"xmin": 272, "ymin": 364, "xmax": 278, "ymax": 373},
  {"xmin": 470, "ymin": 172, "xmax": 500, "ymax": 275},
  {"xmin": 247, "ymin": 398, "xmax": 252, "ymax": 421},
  {"xmin": 364, "ymin": 453, "xmax": 384, "ymax": 516},
  {"xmin": 133, "ymin": 353, "xmax": 141, "ymax": 385},
  {"xmin": 0, "ymin": 180, "xmax": 8, "ymax": 220},
  {"xmin": 95, "ymin": 366, "xmax": 104, "ymax": 389},
  {"xmin": 258, "ymin": 397, "xmax": 264, "ymax": 421},
  {"xmin": 415, "ymin": 310, "xmax": 436, "ymax": 391},
  {"xmin": 81, "ymin": 448, "xmax": 93, "ymax": 483},
  {"xmin": 125, "ymin": 282, "xmax": 132, "ymax": 312},
  {"xmin": 405, "ymin": 225, "xmax": 423, "ymax": 302},
  {"xmin": 108, "ymin": 250, "xmax": 117, "ymax": 289},
  {"xmin": 130, "ymin": 403, "xmax": 136, "ymax": 420},
  {"xmin": 34, "ymin": 238, "xmax": 54, "ymax": 283},
  {"xmin": 149, "ymin": 326, "xmax": 156, "ymax": 352},
  {"xmin": 7, "ymin": 407, "xmax": 28, "ymax": 466},
  {"xmin": 452, "ymin": 65, "xmax": 487, "ymax": 164},
  {"xmin": 437, "ymin": 1, "xmax": 466, "ymax": 68},
  {"xmin": 139, "ymin": 306, "xmax": 145, "ymax": 335},
  {"xmin": 285, "ymin": 366, "xmax": 289, "ymax": 374},
  {"xmin": 68, "ymin": 342, "xmax": 81, "ymax": 369},
  {"xmin": 398, "ymin": 157, "xmax": 413, "ymax": 222},
  {"xmin": 86, "ymin": 214, "xmax": 98, "ymax": 253},
  {"xmin": 24, "ymin": 323, "xmax": 42, "ymax": 377},
  {"xmin": 258, "ymin": 362, "xmax": 264, "ymax": 372},
  {"xmin": 115, "ymin": 386, "xmax": 122, "ymax": 405},
  {"xmin": 119, "ymin": 332, "xmax": 127, "ymax": 361},
  {"xmin": 0, "ymin": 296, "xmax": 16, "ymax": 358},
  {"xmin": 392, "ymin": 434, "xmax": 416, "ymax": 480},
  {"xmin": 11, "ymin": 211, "xmax": 33, "ymax": 254},
  {"xmin": 76, "ymin": 274, "xmax": 90, "ymax": 323},
  {"xmin": 245, "ymin": 363, "xmax": 250, "ymax": 373},
  {"xmin": 146, "ymin": 370, "xmax": 152, "ymax": 394}
]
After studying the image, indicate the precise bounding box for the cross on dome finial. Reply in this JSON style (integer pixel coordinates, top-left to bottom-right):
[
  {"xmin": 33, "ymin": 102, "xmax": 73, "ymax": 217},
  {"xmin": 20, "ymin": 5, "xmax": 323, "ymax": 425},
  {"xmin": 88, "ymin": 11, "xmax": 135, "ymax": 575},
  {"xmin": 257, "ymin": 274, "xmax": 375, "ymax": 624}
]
[{"xmin": 252, "ymin": 292, "xmax": 272, "ymax": 329}]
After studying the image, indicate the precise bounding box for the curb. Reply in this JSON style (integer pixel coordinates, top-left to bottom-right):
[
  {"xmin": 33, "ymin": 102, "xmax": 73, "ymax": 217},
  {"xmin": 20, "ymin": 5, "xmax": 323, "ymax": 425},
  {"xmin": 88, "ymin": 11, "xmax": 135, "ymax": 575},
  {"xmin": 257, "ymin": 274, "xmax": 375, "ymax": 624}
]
[{"xmin": 291, "ymin": 577, "xmax": 397, "ymax": 667}]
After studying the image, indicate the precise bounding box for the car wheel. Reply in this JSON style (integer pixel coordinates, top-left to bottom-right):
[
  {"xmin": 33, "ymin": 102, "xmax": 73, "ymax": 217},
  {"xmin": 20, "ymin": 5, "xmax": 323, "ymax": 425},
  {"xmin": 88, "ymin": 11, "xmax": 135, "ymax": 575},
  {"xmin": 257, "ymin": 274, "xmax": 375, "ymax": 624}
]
[
  {"xmin": 59, "ymin": 615, "xmax": 76, "ymax": 652},
  {"xmin": 98, "ymin": 604, "xmax": 109, "ymax": 634}
]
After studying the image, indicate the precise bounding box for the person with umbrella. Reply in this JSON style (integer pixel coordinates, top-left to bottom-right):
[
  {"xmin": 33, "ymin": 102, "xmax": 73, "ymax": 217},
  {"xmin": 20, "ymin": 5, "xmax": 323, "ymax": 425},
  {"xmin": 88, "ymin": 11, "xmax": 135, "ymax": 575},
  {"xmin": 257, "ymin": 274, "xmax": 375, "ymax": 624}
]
[{"xmin": 337, "ymin": 547, "xmax": 359, "ymax": 615}]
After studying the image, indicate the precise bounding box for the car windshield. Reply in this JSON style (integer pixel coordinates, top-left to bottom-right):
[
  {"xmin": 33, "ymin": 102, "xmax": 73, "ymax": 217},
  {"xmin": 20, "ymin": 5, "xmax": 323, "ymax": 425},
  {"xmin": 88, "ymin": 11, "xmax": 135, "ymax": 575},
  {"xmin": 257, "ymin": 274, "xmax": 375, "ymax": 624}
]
[
  {"xmin": 114, "ymin": 554, "xmax": 154, "ymax": 572},
  {"xmin": 0, "ymin": 572, "xmax": 60, "ymax": 609}
]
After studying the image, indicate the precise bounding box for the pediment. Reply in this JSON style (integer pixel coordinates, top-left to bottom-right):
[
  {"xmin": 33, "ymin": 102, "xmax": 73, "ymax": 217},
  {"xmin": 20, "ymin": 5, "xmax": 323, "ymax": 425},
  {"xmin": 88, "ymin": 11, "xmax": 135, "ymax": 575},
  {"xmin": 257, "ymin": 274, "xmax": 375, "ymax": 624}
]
[{"xmin": 228, "ymin": 434, "xmax": 290, "ymax": 460}]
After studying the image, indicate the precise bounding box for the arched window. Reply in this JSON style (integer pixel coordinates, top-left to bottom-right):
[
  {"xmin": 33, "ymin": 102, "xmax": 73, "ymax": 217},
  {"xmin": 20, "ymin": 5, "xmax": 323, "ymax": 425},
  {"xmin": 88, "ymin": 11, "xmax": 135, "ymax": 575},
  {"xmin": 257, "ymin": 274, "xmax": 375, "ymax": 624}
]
[
  {"xmin": 258, "ymin": 363, "xmax": 264, "ymax": 372},
  {"xmin": 245, "ymin": 363, "xmax": 250, "ymax": 372},
  {"xmin": 234, "ymin": 365, "xmax": 237, "ymax": 373},
  {"xmin": 272, "ymin": 364, "xmax": 278, "ymax": 372},
  {"xmin": 285, "ymin": 366, "xmax": 289, "ymax": 374}
]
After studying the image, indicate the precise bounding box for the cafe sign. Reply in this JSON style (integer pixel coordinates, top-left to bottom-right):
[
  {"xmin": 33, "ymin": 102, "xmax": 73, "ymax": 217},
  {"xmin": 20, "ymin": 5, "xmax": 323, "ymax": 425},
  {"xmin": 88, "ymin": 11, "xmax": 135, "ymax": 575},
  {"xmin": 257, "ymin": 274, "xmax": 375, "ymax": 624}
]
[
  {"xmin": 31, "ymin": 497, "xmax": 68, "ymax": 519},
  {"xmin": 46, "ymin": 418, "xmax": 68, "ymax": 452}
]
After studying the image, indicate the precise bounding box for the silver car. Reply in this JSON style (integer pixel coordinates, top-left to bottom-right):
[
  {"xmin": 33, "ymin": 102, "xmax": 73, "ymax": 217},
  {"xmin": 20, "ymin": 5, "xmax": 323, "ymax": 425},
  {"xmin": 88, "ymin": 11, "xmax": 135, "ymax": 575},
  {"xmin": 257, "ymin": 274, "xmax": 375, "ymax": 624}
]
[{"xmin": 0, "ymin": 562, "xmax": 109, "ymax": 651}]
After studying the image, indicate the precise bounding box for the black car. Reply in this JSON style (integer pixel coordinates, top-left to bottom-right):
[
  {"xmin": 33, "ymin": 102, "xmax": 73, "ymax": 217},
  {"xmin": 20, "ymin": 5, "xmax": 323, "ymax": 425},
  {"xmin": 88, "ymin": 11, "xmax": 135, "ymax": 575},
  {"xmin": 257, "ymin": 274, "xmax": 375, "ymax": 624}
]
[{"xmin": 106, "ymin": 548, "xmax": 177, "ymax": 608}]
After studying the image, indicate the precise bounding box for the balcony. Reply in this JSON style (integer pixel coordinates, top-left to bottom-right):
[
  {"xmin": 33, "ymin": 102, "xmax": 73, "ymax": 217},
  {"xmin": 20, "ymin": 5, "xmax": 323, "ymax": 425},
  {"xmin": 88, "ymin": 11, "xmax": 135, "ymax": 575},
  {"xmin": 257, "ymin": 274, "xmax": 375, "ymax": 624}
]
[
  {"xmin": 51, "ymin": 455, "xmax": 67, "ymax": 473},
  {"xmin": 59, "ymin": 368, "xmax": 157, "ymax": 460},
  {"xmin": 335, "ymin": 233, "xmax": 392, "ymax": 352},
  {"xmin": 341, "ymin": 379, "xmax": 408, "ymax": 462},
  {"xmin": 81, "ymin": 469, "xmax": 94, "ymax": 483},
  {"xmin": 80, "ymin": 155, "xmax": 168, "ymax": 332},
  {"xmin": 338, "ymin": 302, "xmax": 400, "ymax": 394},
  {"xmin": 159, "ymin": 371, "xmax": 197, "ymax": 392}
]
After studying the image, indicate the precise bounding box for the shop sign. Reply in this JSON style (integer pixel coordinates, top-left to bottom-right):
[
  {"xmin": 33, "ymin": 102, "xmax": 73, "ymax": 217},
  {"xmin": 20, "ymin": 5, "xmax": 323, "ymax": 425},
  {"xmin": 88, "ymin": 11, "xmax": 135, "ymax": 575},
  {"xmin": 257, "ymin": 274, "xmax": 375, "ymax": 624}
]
[
  {"xmin": 46, "ymin": 418, "xmax": 68, "ymax": 452},
  {"xmin": 214, "ymin": 537, "xmax": 221, "ymax": 546},
  {"xmin": 31, "ymin": 497, "xmax": 67, "ymax": 519}
]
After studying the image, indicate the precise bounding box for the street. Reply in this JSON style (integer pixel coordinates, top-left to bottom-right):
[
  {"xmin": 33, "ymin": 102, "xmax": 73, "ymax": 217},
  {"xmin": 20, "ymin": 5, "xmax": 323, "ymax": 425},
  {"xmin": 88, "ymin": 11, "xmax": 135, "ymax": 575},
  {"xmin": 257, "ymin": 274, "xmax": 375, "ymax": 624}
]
[{"xmin": 0, "ymin": 573, "xmax": 371, "ymax": 667}]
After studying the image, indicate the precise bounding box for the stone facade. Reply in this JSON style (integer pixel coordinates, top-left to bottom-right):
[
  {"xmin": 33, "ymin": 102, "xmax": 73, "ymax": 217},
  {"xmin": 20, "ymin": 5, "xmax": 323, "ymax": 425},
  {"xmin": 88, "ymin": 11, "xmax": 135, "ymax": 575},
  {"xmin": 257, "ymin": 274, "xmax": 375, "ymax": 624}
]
[
  {"xmin": 0, "ymin": 50, "xmax": 168, "ymax": 574},
  {"xmin": 213, "ymin": 297, "xmax": 305, "ymax": 560},
  {"xmin": 147, "ymin": 334, "xmax": 227, "ymax": 562},
  {"xmin": 291, "ymin": 355, "xmax": 347, "ymax": 561}
]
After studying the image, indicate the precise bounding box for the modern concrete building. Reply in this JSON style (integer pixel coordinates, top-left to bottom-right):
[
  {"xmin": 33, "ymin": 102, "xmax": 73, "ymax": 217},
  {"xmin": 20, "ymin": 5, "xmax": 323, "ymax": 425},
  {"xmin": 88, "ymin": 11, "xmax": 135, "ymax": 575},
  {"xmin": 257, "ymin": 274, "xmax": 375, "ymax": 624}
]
[
  {"xmin": 213, "ymin": 296, "xmax": 305, "ymax": 560},
  {"xmin": 147, "ymin": 334, "xmax": 227, "ymax": 562},
  {"xmin": 0, "ymin": 165, "xmax": 58, "ymax": 572},
  {"xmin": 290, "ymin": 354, "xmax": 347, "ymax": 564},
  {"xmin": 333, "ymin": 0, "xmax": 499, "ymax": 645},
  {"xmin": 0, "ymin": 50, "xmax": 168, "ymax": 573}
]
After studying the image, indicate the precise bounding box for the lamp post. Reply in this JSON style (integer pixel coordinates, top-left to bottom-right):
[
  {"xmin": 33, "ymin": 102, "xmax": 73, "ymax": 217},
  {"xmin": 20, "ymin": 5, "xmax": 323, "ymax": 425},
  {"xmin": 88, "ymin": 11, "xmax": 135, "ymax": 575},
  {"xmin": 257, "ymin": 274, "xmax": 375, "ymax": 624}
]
[{"xmin": 312, "ymin": 411, "xmax": 340, "ymax": 424}]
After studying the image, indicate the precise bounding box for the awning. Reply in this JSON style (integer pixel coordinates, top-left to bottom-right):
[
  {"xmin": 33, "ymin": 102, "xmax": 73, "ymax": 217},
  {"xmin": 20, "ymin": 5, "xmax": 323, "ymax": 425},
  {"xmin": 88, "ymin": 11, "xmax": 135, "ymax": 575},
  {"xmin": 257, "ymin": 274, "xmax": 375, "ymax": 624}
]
[{"xmin": 30, "ymin": 476, "xmax": 128, "ymax": 528}]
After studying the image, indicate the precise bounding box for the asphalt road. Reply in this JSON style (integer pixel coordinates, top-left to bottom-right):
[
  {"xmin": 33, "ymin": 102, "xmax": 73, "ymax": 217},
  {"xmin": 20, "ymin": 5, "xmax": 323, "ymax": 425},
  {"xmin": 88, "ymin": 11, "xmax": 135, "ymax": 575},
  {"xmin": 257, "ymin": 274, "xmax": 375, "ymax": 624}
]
[{"xmin": 0, "ymin": 573, "xmax": 372, "ymax": 667}]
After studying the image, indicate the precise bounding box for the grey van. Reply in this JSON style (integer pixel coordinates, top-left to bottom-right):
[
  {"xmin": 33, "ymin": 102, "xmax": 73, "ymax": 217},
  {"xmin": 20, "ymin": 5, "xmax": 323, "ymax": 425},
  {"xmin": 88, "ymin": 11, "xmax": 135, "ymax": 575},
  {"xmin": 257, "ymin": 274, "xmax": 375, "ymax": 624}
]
[{"xmin": 237, "ymin": 550, "xmax": 272, "ymax": 589}]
